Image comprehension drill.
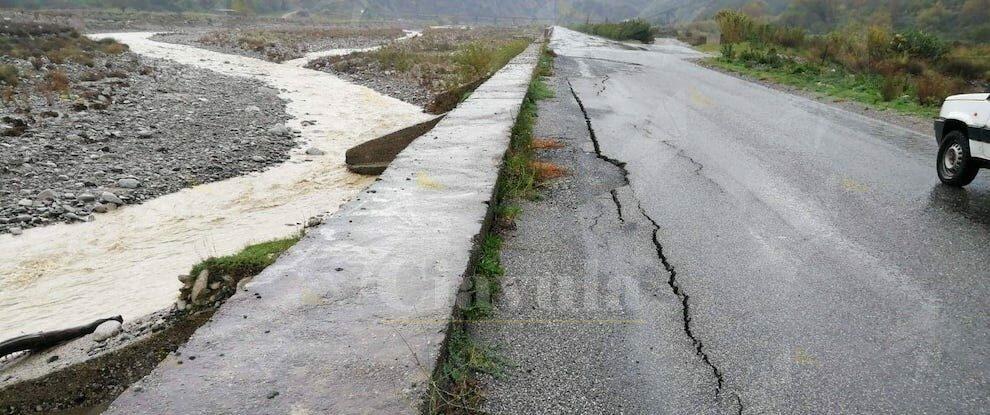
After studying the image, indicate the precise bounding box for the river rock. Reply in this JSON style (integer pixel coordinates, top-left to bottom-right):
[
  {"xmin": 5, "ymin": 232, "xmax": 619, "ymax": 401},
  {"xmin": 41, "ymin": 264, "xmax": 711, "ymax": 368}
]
[
  {"xmin": 117, "ymin": 178, "xmax": 141, "ymax": 189},
  {"xmin": 178, "ymin": 274, "xmax": 193, "ymax": 285},
  {"xmin": 305, "ymin": 147, "xmax": 325, "ymax": 156},
  {"xmin": 191, "ymin": 269, "xmax": 210, "ymax": 304},
  {"xmin": 9, "ymin": 227, "xmax": 23, "ymax": 236},
  {"xmin": 17, "ymin": 198, "xmax": 33, "ymax": 207},
  {"xmin": 92, "ymin": 320, "xmax": 122, "ymax": 342},
  {"xmin": 36, "ymin": 189, "xmax": 57, "ymax": 201},
  {"xmin": 268, "ymin": 125, "xmax": 292, "ymax": 137},
  {"xmin": 77, "ymin": 193, "xmax": 97, "ymax": 202},
  {"xmin": 100, "ymin": 192, "xmax": 124, "ymax": 205}
]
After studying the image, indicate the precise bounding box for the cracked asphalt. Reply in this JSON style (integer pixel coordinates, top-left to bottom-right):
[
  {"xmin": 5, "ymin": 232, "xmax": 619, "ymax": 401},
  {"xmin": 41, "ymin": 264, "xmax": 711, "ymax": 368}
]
[{"xmin": 475, "ymin": 28, "xmax": 990, "ymax": 414}]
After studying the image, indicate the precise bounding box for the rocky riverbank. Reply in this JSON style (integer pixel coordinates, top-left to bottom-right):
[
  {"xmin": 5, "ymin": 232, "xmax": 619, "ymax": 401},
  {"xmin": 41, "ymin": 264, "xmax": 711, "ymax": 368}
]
[
  {"xmin": 152, "ymin": 27, "xmax": 405, "ymax": 63},
  {"xmin": 0, "ymin": 24, "xmax": 293, "ymax": 235}
]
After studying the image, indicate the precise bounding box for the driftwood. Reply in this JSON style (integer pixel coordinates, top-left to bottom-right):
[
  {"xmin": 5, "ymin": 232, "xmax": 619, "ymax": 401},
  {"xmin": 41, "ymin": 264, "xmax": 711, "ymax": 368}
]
[{"xmin": 0, "ymin": 316, "xmax": 123, "ymax": 358}]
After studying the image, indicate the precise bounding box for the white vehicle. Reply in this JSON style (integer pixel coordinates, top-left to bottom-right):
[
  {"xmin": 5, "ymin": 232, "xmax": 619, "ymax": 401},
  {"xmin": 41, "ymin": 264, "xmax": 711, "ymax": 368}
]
[{"xmin": 935, "ymin": 93, "xmax": 990, "ymax": 186}]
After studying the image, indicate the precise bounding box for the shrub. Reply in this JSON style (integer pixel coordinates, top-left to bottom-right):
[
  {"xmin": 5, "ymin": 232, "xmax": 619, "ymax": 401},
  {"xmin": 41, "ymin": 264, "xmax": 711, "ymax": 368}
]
[
  {"xmin": 891, "ymin": 30, "xmax": 947, "ymax": 60},
  {"xmin": 772, "ymin": 26, "xmax": 806, "ymax": 48},
  {"xmin": 454, "ymin": 42, "xmax": 494, "ymax": 80},
  {"xmin": 0, "ymin": 65, "xmax": 19, "ymax": 87},
  {"xmin": 721, "ymin": 43, "xmax": 736, "ymax": 60},
  {"xmin": 866, "ymin": 26, "xmax": 891, "ymax": 60},
  {"xmin": 715, "ymin": 9, "xmax": 754, "ymax": 45},
  {"xmin": 576, "ymin": 20, "xmax": 655, "ymax": 44},
  {"xmin": 915, "ymin": 71, "xmax": 953, "ymax": 105},
  {"xmin": 940, "ymin": 47, "xmax": 990, "ymax": 81},
  {"xmin": 880, "ymin": 75, "xmax": 906, "ymax": 101}
]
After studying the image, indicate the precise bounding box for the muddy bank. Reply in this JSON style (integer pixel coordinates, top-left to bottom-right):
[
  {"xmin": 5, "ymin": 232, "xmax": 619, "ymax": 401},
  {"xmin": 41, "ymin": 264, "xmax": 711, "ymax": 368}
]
[{"xmin": 0, "ymin": 308, "xmax": 211, "ymax": 415}]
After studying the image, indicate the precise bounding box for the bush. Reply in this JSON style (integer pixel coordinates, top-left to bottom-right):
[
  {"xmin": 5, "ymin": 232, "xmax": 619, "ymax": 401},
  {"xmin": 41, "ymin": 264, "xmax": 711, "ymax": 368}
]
[
  {"xmin": 866, "ymin": 26, "xmax": 891, "ymax": 60},
  {"xmin": 715, "ymin": 10, "xmax": 754, "ymax": 45},
  {"xmin": 721, "ymin": 43, "xmax": 736, "ymax": 60},
  {"xmin": 940, "ymin": 47, "xmax": 990, "ymax": 81},
  {"xmin": 0, "ymin": 65, "xmax": 19, "ymax": 87},
  {"xmin": 576, "ymin": 20, "xmax": 655, "ymax": 44},
  {"xmin": 915, "ymin": 71, "xmax": 953, "ymax": 105},
  {"xmin": 880, "ymin": 75, "xmax": 906, "ymax": 101},
  {"xmin": 454, "ymin": 42, "xmax": 494, "ymax": 80},
  {"xmin": 771, "ymin": 26, "xmax": 806, "ymax": 48},
  {"xmin": 892, "ymin": 30, "xmax": 947, "ymax": 60}
]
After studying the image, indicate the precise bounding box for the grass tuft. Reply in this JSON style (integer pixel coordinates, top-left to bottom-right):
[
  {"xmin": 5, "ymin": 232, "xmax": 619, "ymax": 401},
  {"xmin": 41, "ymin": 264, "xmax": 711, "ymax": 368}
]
[{"xmin": 189, "ymin": 235, "xmax": 300, "ymax": 283}]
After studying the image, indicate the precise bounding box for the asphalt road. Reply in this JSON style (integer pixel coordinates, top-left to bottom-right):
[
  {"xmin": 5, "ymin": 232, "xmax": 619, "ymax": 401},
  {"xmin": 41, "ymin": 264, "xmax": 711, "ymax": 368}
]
[{"xmin": 480, "ymin": 28, "xmax": 989, "ymax": 414}]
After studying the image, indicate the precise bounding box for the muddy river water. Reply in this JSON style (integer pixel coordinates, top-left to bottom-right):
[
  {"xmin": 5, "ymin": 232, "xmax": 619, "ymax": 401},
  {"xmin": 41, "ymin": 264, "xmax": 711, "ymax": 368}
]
[{"xmin": 0, "ymin": 33, "xmax": 430, "ymax": 340}]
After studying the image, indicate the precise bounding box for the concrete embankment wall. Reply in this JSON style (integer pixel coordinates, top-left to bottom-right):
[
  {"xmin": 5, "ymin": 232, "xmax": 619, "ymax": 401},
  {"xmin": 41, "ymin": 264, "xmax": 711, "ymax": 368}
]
[{"xmin": 103, "ymin": 44, "xmax": 541, "ymax": 414}]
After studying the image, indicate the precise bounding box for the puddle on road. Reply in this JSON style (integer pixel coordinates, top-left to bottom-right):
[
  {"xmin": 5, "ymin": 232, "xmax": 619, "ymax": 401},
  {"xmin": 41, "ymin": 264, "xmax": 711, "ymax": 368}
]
[{"xmin": 0, "ymin": 33, "xmax": 431, "ymax": 340}]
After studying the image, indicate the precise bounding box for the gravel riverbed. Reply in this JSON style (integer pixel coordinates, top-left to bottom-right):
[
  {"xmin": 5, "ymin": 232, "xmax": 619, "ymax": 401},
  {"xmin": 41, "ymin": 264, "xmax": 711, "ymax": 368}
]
[
  {"xmin": 152, "ymin": 27, "xmax": 404, "ymax": 63},
  {"xmin": 0, "ymin": 52, "xmax": 293, "ymax": 235}
]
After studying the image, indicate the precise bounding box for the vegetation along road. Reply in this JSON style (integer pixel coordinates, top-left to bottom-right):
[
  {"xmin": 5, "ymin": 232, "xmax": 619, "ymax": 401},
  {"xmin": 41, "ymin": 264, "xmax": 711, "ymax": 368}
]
[{"xmin": 476, "ymin": 27, "xmax": 989, "ymax": 414}]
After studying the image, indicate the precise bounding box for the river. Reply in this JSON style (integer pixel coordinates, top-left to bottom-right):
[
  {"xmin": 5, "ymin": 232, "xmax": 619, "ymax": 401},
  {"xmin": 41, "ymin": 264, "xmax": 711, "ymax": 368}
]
[{"xmin": 0, "ymin": 32, "xmax": 430, "ymax": 340}]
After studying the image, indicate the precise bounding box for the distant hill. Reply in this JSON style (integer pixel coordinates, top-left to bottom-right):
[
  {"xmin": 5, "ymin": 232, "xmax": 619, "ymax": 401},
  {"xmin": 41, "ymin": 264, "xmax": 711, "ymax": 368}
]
[{"xmin": 1, "ymin": 0, "xmax": 986, "ymax": 41}]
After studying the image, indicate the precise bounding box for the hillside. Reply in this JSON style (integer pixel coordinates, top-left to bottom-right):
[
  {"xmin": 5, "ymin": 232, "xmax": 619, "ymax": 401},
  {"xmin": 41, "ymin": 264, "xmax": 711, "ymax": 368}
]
[{"xmin": 1, "ymin": 0, "xmax": 987, "ymax": 41}]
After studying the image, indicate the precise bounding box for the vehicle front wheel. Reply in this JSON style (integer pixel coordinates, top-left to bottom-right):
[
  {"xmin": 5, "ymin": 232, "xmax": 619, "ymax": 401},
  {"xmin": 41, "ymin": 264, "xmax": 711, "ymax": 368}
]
[{"xmin": 937, "ymin": 131, "xmax": 980, "ymax": 187}]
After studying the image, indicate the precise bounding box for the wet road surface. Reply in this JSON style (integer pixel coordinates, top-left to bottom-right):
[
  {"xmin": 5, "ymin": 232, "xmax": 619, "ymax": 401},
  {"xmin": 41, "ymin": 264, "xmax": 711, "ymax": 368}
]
[{"xmin": 480, "ymin": 28, "xmax": 989, "ymax": 414}]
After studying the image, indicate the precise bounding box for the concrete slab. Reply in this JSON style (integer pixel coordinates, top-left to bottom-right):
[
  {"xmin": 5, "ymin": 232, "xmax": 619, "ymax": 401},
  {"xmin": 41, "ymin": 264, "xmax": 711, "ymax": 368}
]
[{"xmin": 102, "ymin": 43, "xmax": 541, "ymax": 415}]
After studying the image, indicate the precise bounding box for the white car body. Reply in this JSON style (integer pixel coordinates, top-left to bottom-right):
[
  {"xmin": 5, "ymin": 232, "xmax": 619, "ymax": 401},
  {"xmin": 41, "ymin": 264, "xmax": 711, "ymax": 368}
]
[{"xmin": 936, "ymin": 93, "xmax": 990, "ymax": 162}]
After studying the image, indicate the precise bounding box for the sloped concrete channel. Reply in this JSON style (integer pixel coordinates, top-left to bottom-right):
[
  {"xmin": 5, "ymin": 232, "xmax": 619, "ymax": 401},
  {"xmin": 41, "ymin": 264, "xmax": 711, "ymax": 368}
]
[{"xmin": 101, "ymin": 44, "xmax": 540, "ymax": 414}]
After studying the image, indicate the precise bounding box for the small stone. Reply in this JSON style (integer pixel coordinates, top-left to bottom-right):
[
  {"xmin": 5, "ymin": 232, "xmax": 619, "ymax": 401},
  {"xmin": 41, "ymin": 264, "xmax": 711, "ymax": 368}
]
[
  {"xmin": 190, "ymin": 269, "xmax": 210, "ymax": 304},
  {"xmin": 17, "ymin": 199, "xmax": 32, "ymax": 207},
  {"xmin": 100, "ymin": 192, "xmax": 124, "ymax": 205},
  {"xmin": 267, "ymin": 125, "xmax": 291, "ymax": 137},
  {"xmin": 117, "ymin": 178, "xmax": 140, "ymax": 189},
  {"xmin": 92, "ymin": 320, "xmax": 122, "ymax": 342},
  {"xmin": 46, "ymin": 355, "xmax": 59, "ymax": 363},
  {"xmin": 209, "ymin": 282, "xmax": 221, "ymax": 290},
  {"xmin": 267, "ymin": 391, "xmax": 279, "ymax": 399},
  {"xmin": 305, "ymin": 147, "xmax": 325, "ymax": 156},
  {"xmin": 251, "ymin": 155, "xmax": 266, "ymax": 163},
  {"xmin": 177, "ymin": 274, "xmax": 193, "ymax": 284},
  {"xmin": 137, "ymin": 130, "xmax": 153, "ymax": 139},
  {"xmin": 77, "ymin": 193, "xmax": 97, "ymax": 202},
  {"xmin": 244, "ymin": 105, "xmax": 261, "ymax": 112},
  {"xmin": 9, "ymin": 227, "xmax": 23, "ymax": 236},
  {"xmin": 36, "ymin": 189, "xmax": 57, "ymax": 201},
  {"xmin": 92, "ymin": 204, "xmax": 109, "ymax": 214}
]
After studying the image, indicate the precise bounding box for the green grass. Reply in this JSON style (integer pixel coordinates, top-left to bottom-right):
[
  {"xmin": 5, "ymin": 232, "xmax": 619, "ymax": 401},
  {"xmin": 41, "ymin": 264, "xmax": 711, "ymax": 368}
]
[
  {"xmin": 694, "ymin": 43, "xmax": 722, "ymax": 54},
  {"xmin": 189, "ymin": 235, "xmax": 300, "ymax": 282},
  {"xmin": 705, "ymin": 50, "xmax": 941, "ymax": 119}
]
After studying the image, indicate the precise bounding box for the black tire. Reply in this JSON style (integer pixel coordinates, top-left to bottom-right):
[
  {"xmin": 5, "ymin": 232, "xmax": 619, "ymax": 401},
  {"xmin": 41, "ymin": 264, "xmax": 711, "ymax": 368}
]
[{"xmin": 937, "ymin": 131, "xmax": 980, "ymax": 187}]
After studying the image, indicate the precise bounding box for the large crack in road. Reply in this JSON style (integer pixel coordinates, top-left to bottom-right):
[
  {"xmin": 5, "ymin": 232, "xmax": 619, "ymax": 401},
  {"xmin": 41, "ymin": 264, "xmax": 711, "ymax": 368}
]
[{"xmin": 569, "ymin": 77, "xmax": 742, "ymax": 412}]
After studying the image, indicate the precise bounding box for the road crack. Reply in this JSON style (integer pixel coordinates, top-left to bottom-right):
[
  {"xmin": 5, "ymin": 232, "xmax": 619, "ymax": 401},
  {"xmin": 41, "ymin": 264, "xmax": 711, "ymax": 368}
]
[
  {"xmin": 609, "ymin": 189, "xmax": 625, "ymax": 223},
  {"xmin": 635, "ymin": 201, "xmax": 728, "ymax": 398},
  {"xmin": 567, "ymin": 78, "xmax": 628, "ymax": 184},
  {"xmin": 569, "ymin": 76, "xmax": 741, "ymax": 412}
]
